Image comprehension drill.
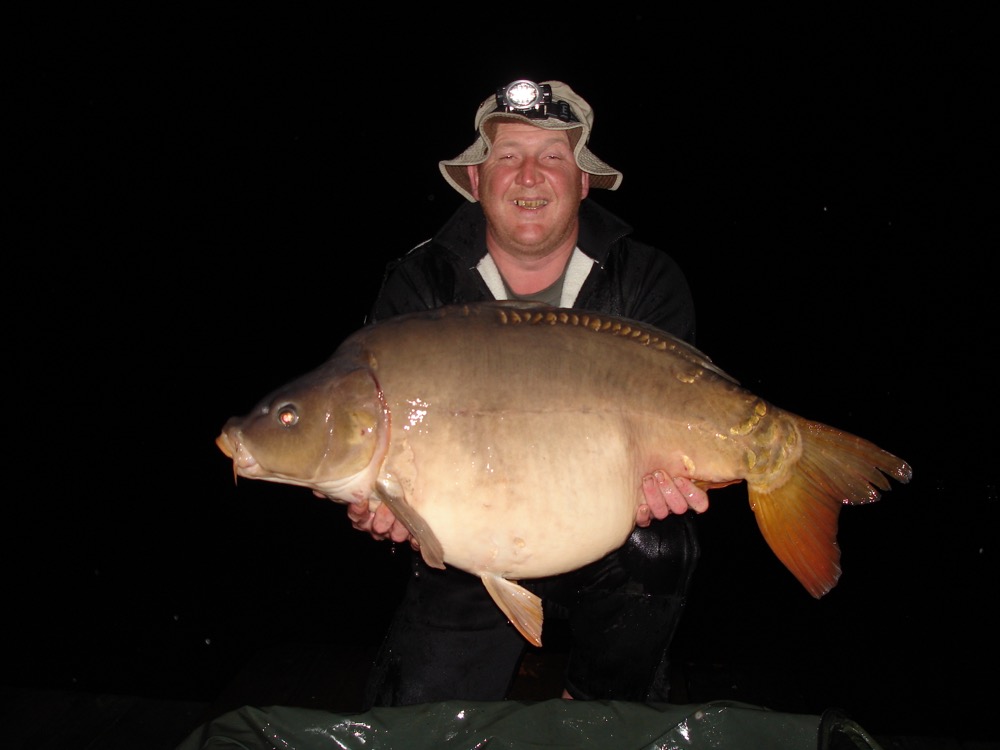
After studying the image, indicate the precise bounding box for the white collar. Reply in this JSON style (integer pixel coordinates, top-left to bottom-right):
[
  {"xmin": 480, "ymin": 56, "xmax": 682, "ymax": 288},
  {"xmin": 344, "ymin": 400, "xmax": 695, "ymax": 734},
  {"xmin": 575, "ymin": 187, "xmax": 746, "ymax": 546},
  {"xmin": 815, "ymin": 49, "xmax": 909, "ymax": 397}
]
[{"xmin": 476, "ymin": 247, "xmax": 595, "ymax": 307}]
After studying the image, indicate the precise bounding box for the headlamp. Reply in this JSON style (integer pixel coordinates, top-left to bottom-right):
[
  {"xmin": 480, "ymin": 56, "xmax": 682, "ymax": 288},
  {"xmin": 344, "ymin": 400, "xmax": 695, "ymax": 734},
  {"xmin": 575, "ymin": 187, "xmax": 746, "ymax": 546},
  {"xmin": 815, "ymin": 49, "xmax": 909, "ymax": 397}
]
[{"xmin": 494, "ymin": 79, "xmax": 579, "ymax": 123}]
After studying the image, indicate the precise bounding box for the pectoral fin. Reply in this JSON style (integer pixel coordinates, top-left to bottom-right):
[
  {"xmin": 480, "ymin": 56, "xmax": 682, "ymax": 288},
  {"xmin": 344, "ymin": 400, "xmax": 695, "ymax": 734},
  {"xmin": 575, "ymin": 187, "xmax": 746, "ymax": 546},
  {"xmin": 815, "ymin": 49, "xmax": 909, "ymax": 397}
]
[
  {"xmin": 481, "ymin": 573, "xmax": 543, "ymax": 647},
  {"xmin": 373, "ymin": 477, "xmax": 445, "ymax": 570}
]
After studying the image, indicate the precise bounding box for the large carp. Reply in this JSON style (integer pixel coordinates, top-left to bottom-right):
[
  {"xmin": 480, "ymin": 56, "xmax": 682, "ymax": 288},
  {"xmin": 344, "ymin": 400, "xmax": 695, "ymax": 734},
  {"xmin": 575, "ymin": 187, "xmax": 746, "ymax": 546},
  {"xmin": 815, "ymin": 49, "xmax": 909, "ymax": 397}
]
[{"xmin": 216, "ymin": 302, "xmax": 911, "ymax": 646}]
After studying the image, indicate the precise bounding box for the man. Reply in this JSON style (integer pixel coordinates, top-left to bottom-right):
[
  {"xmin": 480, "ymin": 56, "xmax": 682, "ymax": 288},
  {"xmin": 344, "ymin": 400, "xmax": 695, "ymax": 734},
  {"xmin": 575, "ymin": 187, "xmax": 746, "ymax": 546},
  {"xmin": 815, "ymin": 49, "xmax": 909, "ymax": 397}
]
[{"xmin": 349, "ymin": 79, "xmax": 709, "ymax": 706}]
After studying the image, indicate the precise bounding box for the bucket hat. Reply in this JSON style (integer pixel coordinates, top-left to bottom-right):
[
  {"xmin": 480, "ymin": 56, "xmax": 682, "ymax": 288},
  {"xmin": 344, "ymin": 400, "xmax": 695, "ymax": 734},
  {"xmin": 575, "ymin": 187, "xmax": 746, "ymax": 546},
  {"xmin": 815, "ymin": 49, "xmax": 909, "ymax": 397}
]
[{"xmin": 439, "ymin": 79, "xmax": 624, "ymax": 202}]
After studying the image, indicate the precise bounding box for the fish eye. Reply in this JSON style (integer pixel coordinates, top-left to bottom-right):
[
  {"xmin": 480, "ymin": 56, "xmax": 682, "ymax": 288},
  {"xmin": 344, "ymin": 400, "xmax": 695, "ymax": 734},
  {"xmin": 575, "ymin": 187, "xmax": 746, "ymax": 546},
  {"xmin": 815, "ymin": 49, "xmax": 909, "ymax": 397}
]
[{"xmin": 276, "ymin": 405, "xmax": 299, "ymax": 427}]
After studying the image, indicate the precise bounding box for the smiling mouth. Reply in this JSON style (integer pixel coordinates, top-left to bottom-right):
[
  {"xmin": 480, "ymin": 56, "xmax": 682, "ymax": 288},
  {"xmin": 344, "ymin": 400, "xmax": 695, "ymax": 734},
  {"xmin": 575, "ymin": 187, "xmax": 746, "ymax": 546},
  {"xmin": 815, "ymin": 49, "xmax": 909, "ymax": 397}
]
[{"xmin": 514, "ymin": 199, "xmax": 547, "ymax": 209}]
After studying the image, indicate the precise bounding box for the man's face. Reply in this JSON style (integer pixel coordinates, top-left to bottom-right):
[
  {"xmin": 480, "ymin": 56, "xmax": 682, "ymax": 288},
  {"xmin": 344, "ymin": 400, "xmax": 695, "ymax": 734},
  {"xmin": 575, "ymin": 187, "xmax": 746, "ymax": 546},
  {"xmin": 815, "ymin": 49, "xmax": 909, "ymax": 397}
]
[{"xmin": 469, "ymin": 121, "xmax": 589, "ymax": 260}]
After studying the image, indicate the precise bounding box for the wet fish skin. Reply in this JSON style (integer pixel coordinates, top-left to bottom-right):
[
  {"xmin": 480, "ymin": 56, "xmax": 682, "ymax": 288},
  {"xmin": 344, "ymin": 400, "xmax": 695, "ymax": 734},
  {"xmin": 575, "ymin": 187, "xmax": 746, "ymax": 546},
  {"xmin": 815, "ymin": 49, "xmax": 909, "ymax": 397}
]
[{"xmin": 216, "ymin": 302, "xmax": 912, "ymax": 646}]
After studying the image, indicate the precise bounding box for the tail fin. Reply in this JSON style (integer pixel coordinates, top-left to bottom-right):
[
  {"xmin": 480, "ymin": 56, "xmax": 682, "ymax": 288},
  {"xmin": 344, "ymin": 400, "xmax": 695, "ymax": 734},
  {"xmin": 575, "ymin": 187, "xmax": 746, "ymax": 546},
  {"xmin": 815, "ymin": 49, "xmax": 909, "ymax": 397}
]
[{"xmin": 748, "ymin": 420, "xmax": 912, "ymax": 598}]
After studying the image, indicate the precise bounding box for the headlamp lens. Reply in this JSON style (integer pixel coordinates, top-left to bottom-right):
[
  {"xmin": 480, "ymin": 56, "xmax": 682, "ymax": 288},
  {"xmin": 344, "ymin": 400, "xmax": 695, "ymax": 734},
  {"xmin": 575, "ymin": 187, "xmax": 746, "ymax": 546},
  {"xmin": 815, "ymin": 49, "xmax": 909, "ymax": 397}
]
[{"xmin": 504, "ymin": 80, "xmax": 544, "ymax": 109}]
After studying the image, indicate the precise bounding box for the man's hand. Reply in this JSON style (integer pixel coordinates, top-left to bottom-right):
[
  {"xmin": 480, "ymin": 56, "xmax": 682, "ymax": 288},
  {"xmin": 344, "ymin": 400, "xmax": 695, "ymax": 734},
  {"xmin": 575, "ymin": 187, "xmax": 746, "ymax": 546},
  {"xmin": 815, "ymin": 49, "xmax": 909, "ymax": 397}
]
[
  {"xmin": 635, "ymin": 472, "xmax": 709, "ymax": 527},
  {"xmin": 316, "ymin": 492, "xmax": 418, "ymax": 548}
]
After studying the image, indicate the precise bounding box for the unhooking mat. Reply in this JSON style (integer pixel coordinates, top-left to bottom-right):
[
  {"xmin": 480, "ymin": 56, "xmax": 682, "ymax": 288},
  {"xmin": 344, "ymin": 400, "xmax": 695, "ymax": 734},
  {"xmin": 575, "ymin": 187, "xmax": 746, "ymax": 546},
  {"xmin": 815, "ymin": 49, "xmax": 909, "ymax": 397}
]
[{"xmin": 176, "ymin": 698, "xmax": 884, "ymax": 749}]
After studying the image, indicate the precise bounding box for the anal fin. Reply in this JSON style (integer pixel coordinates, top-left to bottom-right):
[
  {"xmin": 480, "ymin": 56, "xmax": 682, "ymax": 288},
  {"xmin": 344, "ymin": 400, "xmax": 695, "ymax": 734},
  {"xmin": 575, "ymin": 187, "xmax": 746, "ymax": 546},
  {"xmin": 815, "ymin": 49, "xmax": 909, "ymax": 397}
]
[{"xmin": 481, "ymin": 573, "xmax": 543, "ymax": 647}]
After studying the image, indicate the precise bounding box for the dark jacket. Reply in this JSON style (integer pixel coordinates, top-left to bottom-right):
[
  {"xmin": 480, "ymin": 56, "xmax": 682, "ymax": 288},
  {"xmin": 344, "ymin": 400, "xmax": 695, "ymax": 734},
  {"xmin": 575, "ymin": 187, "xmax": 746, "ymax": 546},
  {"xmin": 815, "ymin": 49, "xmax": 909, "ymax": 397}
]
[
  {"xmin": 363, "ymin": 196, "xmax": 702, "ymax": 704},
  {"xmin": 368, "ymin": 199, "xmax": 697, "ymax": 345}
]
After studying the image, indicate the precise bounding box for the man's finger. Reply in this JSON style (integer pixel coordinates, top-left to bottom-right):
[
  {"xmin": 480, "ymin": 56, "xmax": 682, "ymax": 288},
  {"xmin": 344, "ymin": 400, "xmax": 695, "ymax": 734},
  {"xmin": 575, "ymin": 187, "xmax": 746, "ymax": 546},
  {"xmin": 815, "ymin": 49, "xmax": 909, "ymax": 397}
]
[
  {"xmin": 651, "ymin": 471, "xmax": 690, "ymax": 516},
  {"xmin": 389, "ymin": 520, "xmax": 412, "ymax": 543},
  {"xmin": 371, "ymin": 505, "xmax": 396, "ymax": 534},
  {"xmin": 675, "ymin": 477, "xmax": 710, "ymax": 513}
]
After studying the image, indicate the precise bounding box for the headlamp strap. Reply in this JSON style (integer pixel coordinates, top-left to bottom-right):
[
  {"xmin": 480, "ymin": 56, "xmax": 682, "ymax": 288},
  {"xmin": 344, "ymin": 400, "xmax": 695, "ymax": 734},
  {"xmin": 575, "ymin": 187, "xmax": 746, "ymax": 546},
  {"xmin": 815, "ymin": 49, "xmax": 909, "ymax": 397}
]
[
  {"xmin": 493, "ymin": 98, "xmax": 579, "ymax": 123},
  {"xmin": 544, "ymin": 100, "xmax": 578, "ymax": 123}
]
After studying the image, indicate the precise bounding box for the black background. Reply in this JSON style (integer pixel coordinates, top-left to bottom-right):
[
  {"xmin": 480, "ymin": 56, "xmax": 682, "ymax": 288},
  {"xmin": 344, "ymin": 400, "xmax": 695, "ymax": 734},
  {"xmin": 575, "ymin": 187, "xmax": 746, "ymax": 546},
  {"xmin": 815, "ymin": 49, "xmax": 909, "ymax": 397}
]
[{"xmin": 9, "ymin": 8, "xmax": 995, "ymax": 744}]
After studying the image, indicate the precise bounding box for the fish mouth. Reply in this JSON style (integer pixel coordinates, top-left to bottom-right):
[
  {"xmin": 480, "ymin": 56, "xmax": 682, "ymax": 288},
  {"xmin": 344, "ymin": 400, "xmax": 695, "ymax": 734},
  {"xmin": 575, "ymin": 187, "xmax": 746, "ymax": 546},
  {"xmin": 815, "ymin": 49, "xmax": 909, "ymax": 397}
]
[
  {"xmin": 513, "ymin": 199, "xmax": 547, "ymax": 209},
  {"xmin": 215, "ymin": 433, "xmax": 235, "ymax": 458},
  {"xmin": 216, "ymin": 431, "xmax": 261, "ymax": 481}
]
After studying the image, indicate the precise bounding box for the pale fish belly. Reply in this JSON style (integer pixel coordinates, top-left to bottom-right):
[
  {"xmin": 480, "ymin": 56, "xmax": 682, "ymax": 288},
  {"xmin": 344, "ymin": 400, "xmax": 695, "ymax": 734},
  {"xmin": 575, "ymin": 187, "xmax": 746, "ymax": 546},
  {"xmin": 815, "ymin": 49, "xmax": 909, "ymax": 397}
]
[{"xmin": 394, "ymin": 411, "xmax": 639, "ymax": 580}]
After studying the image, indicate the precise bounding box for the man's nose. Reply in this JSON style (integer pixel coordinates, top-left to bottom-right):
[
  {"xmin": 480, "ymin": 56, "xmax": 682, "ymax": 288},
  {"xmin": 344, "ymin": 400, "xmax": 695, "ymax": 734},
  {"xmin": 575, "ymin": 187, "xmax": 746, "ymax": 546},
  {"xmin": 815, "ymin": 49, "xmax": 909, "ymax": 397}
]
[{"xmin": 516, "ymin": 157, "xmax": 541, "ymax": 186}]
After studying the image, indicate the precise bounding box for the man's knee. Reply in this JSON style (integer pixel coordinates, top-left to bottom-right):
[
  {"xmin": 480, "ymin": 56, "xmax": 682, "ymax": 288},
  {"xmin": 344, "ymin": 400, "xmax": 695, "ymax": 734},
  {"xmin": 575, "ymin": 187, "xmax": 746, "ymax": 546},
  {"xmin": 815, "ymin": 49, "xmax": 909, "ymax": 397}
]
[{"xmin": 624, "ymin": 512, "xmax": 700, "ymax": 595}]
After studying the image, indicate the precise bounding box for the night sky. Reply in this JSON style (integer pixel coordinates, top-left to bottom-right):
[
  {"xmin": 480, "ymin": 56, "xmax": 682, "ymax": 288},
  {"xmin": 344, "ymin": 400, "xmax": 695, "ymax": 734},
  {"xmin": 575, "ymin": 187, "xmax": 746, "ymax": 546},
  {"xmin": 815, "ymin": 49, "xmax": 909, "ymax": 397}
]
[{"xmin": 10, "ymin": 9, "xmax": 994, "ymax": 743}]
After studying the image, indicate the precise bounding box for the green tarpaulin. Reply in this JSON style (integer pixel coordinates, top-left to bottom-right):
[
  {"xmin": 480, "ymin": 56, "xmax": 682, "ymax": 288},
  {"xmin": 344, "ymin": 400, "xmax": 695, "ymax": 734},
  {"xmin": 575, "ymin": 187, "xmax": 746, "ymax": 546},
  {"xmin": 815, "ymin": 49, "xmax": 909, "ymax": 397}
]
[{"xmin": 177, "ymin": 699, "xmax": 883, "ymax": 750}]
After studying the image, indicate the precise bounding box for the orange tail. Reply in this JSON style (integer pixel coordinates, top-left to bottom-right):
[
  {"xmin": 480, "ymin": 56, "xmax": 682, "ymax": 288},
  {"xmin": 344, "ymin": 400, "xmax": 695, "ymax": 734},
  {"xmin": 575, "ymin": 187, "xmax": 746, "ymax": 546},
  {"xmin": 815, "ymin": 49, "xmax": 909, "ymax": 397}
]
[{"xmin": 747, "ymin": 420, "xmax": 912, "ymax": 597}]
